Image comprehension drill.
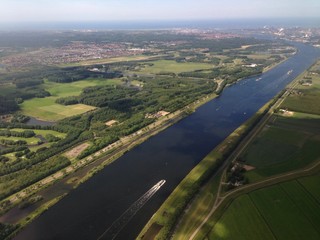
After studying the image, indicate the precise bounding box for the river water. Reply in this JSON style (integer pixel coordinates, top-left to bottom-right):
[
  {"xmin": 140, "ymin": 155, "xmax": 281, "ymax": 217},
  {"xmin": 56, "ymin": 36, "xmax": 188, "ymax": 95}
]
[{"xmin": 14, "ymin": 42, "xmax": 320, "ymax": 240}]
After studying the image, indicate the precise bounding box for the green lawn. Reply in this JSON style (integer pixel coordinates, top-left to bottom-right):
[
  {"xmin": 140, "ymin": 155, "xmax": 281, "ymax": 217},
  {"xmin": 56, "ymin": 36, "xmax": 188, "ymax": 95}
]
[
  {"xmin": 135, "ymin": 60, "xmax": 213, "ymax": 74},
  {"xmin": 19, "ymin": 78, "xmax": 122, "ymax": 121},
  {"xmin": 21, "ymin": 98, "xmax": 96, "ymax": 121},
  {"xmin": 44, "ymin": 78, "xmax": 122, "ymax": 97},
  {"xmin": 209, "ymin": 195, "xmax": 274, "ymax": 240}
]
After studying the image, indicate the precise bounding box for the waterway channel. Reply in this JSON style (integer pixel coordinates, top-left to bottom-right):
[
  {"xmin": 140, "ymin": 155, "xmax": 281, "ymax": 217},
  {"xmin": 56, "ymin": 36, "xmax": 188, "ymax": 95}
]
[{"xmin": 14, "ymin": 42, "xmax": 320, "ymax": 240}]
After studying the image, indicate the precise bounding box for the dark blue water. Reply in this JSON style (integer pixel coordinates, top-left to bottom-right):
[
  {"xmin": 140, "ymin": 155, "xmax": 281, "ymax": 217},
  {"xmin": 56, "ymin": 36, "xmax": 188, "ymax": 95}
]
[{"xmin": 14, "ymin": 42, "xmax": 320, "ymax": 240}]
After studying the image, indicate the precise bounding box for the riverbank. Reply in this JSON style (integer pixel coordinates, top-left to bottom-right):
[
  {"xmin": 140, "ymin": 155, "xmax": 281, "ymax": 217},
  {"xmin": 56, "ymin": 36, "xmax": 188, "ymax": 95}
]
[
  {"xmin": 137, "ymin": 94, "xmax": 276, "ymax": 240},
  {"xmin": 2, "ymin": 51, "xmax": 298, "ymax": 240},
  {"xmin": 1, "ymin": 92, "xmax": 218, "ymax": 240},
  {"xmin": 183, "ymin": 58, "xmax": 320, "ymax": 240}
]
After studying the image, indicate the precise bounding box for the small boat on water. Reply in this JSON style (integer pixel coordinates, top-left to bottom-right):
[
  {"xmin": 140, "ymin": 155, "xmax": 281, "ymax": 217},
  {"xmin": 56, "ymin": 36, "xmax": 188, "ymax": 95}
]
[
  {"xmin": 256, "ymin": 77, "xmax": 262, "ymax": 81},
  {"xmin": 287, "ymin": 70, "xmax": 293, "ymax": 75},
  {"xmin": 156, "ymin": 180, "xmax": 166, "ymax": 188}
]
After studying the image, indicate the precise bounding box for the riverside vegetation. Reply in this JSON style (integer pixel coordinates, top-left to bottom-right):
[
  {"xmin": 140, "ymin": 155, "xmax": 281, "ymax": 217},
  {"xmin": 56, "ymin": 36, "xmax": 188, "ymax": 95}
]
[
  {"xmin": 159, "ymin": 59, "xmax": 320, "ymax": 240},
  {"xmin": 0, "ymin": 30, "xmax": 295, "ymax": 239}
]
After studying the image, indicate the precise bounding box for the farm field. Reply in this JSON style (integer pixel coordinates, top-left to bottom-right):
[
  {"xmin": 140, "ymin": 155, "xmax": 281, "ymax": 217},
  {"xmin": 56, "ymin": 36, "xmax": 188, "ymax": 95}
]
[
  {"xmin": 281, "ymin": 72, "xmax": 320, "ymax": 115},
  {"xmin": 134, "ymin": 60, "xmax": 213, "ymax": 74},
  {"xmin": 209, "ymin": 195, "xmax": 275, "ymax": 240},
  {"xmin": 208, "ymin": 175, "xmax": 320, "ymax": 240},
  {"xmin": 242, "ymin": 118, "xmax": 320, "ymax": 182},
  {"xmin": 240, "ymin": 67, "xmax": 320, "ymax": 182},
  {"xmin": 19, "ymin": 78, "xmax": 122, "ymax": 121}
]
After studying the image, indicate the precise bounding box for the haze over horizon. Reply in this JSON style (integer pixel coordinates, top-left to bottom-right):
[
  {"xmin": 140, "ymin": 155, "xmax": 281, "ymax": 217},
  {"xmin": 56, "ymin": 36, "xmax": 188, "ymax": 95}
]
[{"xmin": 1, "ymin": 0, "xmax": 320, "ymax": 23}]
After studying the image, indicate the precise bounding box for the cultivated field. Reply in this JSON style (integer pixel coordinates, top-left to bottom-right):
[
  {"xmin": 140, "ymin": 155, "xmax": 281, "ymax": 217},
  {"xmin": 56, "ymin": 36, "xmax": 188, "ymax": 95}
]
[
  {"xmin": 241, "ymin": 67, "xmax": 320, "ymax": 182},
  {"xmin": 208, "ymin": 175, "xmax": 320, "ymax": 240}
]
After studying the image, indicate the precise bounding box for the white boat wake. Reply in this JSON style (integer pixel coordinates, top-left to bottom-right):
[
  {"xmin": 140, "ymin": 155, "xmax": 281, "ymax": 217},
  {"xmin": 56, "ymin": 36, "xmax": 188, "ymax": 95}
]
[{"xmin": 97, "ymin": 180, "xmax": 166, "ymax": 240}]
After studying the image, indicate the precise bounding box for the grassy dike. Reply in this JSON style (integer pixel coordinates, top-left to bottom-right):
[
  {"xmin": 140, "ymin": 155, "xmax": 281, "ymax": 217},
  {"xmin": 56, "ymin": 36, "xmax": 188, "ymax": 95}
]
[{"xmin": 137, "ymin": 96, "xmax": 277, "ymax": 240}]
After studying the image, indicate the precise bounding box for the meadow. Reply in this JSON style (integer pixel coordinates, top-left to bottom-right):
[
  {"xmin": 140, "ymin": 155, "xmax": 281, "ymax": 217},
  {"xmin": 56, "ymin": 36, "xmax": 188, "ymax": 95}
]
[
  {"xmin": 20, "ymin": 78, "xmax": 122, "ymax": 121},
  {"xmin": 134, "ymin": 60, "xmax": 213, "ymax": 74},
  {"xmin": 240, "ymin": 67, "xmax": 320, "ymax": 182},
  {"xmin": 208, "ymin": 175, "xmax": 320, "ymax": 240},
  {"xmin": 281, "ymin": 73, "xmax": 320, "ymax": 115}
]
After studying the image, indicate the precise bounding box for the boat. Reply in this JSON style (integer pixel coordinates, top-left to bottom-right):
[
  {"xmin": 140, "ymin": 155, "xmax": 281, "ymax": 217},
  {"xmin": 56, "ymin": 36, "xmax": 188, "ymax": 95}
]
[
  {"xmin": 287, "ymin": 70, "xmax": 293, "ymax": 75},
  {"xmin": 157, "ymin": 180, "xmax": 166, "ymax": 188}
]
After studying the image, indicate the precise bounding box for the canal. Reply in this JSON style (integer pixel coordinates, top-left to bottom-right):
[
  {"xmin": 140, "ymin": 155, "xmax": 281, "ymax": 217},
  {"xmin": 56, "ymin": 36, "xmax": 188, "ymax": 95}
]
[{"xmin": 14, "ymin": 42, "xmax": 320, "ymax": 240}]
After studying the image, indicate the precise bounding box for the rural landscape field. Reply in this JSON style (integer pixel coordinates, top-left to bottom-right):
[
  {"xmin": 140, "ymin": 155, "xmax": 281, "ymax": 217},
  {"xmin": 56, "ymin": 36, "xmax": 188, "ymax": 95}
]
[
  {"xmin": 155, "ymin": 59, "xmax": 320, "ymax": 240},
  {"xmin": 1, "ymin": 1, "xmax": 320, "ymax": 239}
]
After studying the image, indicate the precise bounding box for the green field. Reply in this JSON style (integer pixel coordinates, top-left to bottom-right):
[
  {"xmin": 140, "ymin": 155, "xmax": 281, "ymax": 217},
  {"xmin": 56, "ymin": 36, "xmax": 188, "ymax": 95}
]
[
  {"xmin": 0, "ymin": 128, "xmax": 67, "ymax": 161},
  {"xmin": 0, "ymin": 128, "xmax": 66, "ymax": 139},
  {"xmin": 208, "ymin": 175, "xmax": 320, "ymax": 240},
  {"xmin": 135, "ymin": 60, "xmax": 213, "ymax": 74},
  {"xmin": 281, "ymin": 74, "xmax": 320, "ymax": 115},
  {"xmin": 241, "ymin": 78, "xmax": 320, "ymax": 181},
  {"xmin": 209, "ymin": 195, "xmax": 275, "ymax": 240},
  {"xmin": 298, "ymin": 174, "xmax": 320, "ymax": 202},
  {"xmin": 20, "ymin": 78, "xmax": 122, "ymax": 121},
  {"xmin": 0, "ymin": 136, "xmax": 40, "ymax": 145},
  {"xmin": 173, "ymin": 172, "xmax": 222, "ymax": 240},
  {"xmin": 243, "ymin": 121, "xmax": 320, "ymax": 182}
]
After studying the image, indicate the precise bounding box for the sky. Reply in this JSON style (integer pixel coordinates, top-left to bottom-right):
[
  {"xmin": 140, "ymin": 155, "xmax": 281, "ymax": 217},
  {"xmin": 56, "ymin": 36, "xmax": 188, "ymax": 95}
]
[{"xmin": 0, "ymin": 0, "xmax": 319, "ymax": 23}]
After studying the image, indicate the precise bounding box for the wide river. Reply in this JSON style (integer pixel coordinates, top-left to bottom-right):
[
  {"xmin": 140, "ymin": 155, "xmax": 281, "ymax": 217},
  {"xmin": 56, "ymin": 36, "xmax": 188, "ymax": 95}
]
[{"xmin": 15, "ymin": 42, "xmax": 320, "ymax": 240}]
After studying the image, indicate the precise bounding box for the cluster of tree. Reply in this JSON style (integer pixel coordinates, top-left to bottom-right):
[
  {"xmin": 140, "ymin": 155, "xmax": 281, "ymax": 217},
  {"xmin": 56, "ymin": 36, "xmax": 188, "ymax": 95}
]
[
  {"xmin": 11, "ymin": 87, "xmax": 51, "ymax": 102},
  {"xmin": 0, "ymin": 223, "xmax": 18, "ymax": 240},
  {"xmin": 0, "ymin": 129, "xmax": 36, "ymax": 138},
  {"xmin": 45, "ymin": 134, "xmax": 61, "ymax": 142},
  {"xmin": 0, "ymin": 155, "xmax": 10, "ymax": 163},
  {"xmin": 0, "ymin": 96, "xmax": 19, "ymax": 114},
  {"xmin": 0, "ymin": 129, "xmax": 35, "ymax": 138},
  {"xmin": 0, "ymin": 155, "xmax": 70, "ymax": 201},
  {"xmin": 225, "ymin": 162, "xmax": 248, "ymax": 190},
  {"xmin": 0, "ymin": 139, "xmax": 27, "ymax": 146},
  {"xmin": 15, "ymin": 79, "xmax": 43, "ymax": 88},
  {"xmin": 56, "ymin": 85, "xmax": 140, "ymax": 109},
  {"xmin": 0, "ymin": 145, "xmax": 28, "ymax": 156},
  {"xmin": 0, "ymin": 126, "xmax": 82, "ymax": 176},
  {"xmin": 46, "ymin": 67, "xmax": 123, "ymax": 83},
  {"xmin": 19, "ymin": 195, "xmax": 43, "ymax": 209},
  {"xmin": 179, "ymin": 66, "xmax": 263, "ymax": 85}
]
